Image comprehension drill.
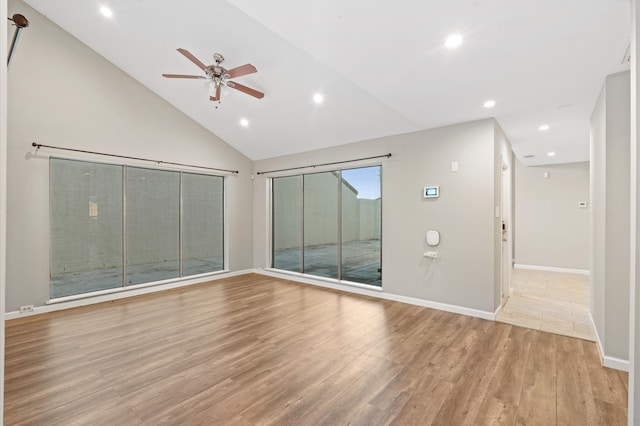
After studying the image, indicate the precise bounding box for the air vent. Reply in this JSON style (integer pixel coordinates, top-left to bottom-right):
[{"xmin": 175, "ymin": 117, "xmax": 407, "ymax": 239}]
[{"xmin": 523, "ymin": 154, "xmax": 535, "ymax": 158}]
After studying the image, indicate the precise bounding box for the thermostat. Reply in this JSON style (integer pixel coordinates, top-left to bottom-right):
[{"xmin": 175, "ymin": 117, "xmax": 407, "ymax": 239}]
[{"xmin": 424, "ymin": 186, "xmax": 439, "ymax": 198}]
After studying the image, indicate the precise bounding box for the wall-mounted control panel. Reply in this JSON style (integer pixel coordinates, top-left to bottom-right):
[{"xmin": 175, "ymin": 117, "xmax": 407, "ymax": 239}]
[{"xmin": 424, "ymin": 186, "xmax": 439, "ymax": 198}]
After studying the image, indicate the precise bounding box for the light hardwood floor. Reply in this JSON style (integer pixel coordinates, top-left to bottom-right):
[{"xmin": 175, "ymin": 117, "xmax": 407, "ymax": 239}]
[{"xmin": 4, "ymin": 274, "xmax": 627, "ymax": 425}]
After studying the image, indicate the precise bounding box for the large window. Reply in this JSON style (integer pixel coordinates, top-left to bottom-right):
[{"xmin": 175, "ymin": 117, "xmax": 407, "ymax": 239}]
[
  {"xmin": 50, "ymin": 160, "xmax": 123, "ymax": 298},
  {"xmin": 271, "ymin": 165, "xmax": 381, "ymax": 286},
  {"xmin": 50, "ymin": 158, "xmax": 225, "ymax": 298},
  {"xmin": 126, "ymin": 167, "xmax": 181, "ymax": 285},
  {"xmin": 182, "ymin": 173, "xmax": 224, "ymax": 275}
]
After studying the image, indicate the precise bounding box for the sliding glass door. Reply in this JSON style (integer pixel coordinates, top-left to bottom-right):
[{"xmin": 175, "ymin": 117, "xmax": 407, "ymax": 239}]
[
  {"xmin": 271, "ymin": 165, "xmax": 382, "ymax": 286},
  {"xmin": 272, "ymin": 175, "xmax": 302, "ymax": 272},
  {"xmin": 341, "ymin": 167, "xmax": 382, "ymax": 285},
  {"xmin": 303, "ymin": 172, "xmax": 339, "ymax": 278},
  {"xmin": 125, "ymin": 167, "xmax": 181, "ymax": 285},
  {"xmin": 50, "ymin": 158, "xmax": 225, "ymax": 299},
  {"xmin": 182, "ymin": 173, "xmax": 224, "ymax": 275},
  {"xmin": 50, "ymin": 159, "xmax": 123, "ymax": 298}
]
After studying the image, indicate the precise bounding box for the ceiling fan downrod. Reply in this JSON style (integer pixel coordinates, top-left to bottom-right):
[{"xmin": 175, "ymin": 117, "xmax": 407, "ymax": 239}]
[{"xmin": 7, "ymin": 13, "xmax": 29, "ymax": 67}]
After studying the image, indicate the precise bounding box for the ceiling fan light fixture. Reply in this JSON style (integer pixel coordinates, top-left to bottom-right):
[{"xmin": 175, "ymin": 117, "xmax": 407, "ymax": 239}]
[{"xmin": 163, "ymin": 49, "xmax": 265, "ymax": 104}]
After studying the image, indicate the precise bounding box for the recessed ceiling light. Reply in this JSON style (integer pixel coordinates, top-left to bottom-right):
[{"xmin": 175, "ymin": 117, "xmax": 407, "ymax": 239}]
[
  {"xmin": 483, "ymin": 100, "xmax": 496, "ymax": 108},
  {"xmin": 445, "ymin": 34, "xmax": 463, "ymax": 49},
  {"xmin": 313, "ymin": 93, "xmax": 324, "ymax": 104},
  {"xmin": 100, "ymin": 6, "xmax": 113, "ymax": 18},
  {"xmin": 539, "ymin": 124, "xmax": 550, "ymax": 131},
  {"xmin": 240, "ymin": 118, "xmax": 249, "ymax": 127},
  {"xmin": 547, "ymin": 152, "xmax": 556, "ymax": 157}
]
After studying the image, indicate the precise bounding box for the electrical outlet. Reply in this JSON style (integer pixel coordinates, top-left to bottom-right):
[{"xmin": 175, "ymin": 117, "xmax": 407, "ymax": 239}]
[{"xmin": 19, "ymin": 305, "xmax": 34, "ymax": 313}]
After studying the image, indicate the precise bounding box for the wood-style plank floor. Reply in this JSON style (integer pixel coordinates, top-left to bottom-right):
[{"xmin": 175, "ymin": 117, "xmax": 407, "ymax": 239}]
[{"xmin": 4, "ymin": 274, "xmax": 628, "ymax": 425}]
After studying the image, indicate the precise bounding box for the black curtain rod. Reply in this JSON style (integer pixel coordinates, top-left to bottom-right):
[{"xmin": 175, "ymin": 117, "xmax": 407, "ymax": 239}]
[
  {"xmin": 32, "ymin": 142, "xmax": 239, "ymax": 174},
  {"xmin": 257, "ymin": 153, "xmax": 392, "ymax": 175}
]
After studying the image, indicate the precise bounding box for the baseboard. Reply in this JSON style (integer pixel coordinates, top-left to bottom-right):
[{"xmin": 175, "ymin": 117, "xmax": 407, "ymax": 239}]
[
  {"xmin": 602, "ymin": 355, "xmax": 630, "ymax": 372},
  {"xmin": 5, "ymin": 269, "xmax": 258, "ymax": 320},
  {"xmin": 257, "ymin": 268, "xmax": 496, "ymax": 321},
  {"xmin": 589, "ymin": 312, "xmax": 629, "ymax": 372},
  {"xmin": 514, "ymin": 264, "xmax": 590, "ymax": 275},
  {"xmin": 494, "ymin": 302, "xmax": 503, "ymax": 318}
]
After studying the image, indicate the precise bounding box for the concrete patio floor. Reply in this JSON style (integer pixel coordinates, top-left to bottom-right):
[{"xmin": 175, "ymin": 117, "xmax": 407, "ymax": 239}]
[{"xmin": 51, "ymin": 240, "xmax": 381, "ymax": 298}]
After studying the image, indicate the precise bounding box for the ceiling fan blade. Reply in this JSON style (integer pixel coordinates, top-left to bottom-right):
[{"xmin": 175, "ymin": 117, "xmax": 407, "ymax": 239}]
[
  {"xmin": 228, "ymin": 81, "xmax": 264, "ymax": 99},
  {"xmin": 176, "ymin": 48, "xmax": 207, "ymax": 71},
  {"xmin": 162, "ymin": 74, "xmax": 206, "ymax": 79},
  {"xmin": 210, "ymin": 86, "xmax": 221, "ymax": 102},
  {"xmin": 225, "ymin": 64, "xmax": 257, "ymax": 79}
]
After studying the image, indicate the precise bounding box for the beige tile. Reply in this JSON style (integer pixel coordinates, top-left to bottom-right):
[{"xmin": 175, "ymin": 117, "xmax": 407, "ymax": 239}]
[
  {"xmin": 498, "ymin": 268, "xmax": 593, "ymax": 342},
  {"xmin": 541, "ymin": 309, "xmax": 572, "ymax": 323},
  {"xmin": 507, "ymin": 310, "xmax": 544, "ymax": 322},
  {"xmin": 498, "ymin": 316, "xmax": 541, "ymax": 332}
]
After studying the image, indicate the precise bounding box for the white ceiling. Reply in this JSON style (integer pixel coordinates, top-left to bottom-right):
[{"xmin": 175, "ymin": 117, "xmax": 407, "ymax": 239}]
[{"xmin": 22, "ymin": 0, "xmax": 630, "ymax": 163}]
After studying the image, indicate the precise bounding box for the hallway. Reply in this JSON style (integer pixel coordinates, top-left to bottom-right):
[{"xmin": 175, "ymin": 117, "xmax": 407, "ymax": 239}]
[{"xmin": 497, "ymin": 268, "xmax": 595, "ymax": 341}]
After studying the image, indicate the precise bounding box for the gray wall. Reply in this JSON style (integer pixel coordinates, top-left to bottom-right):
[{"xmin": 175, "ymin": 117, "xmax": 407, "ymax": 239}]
[
  {"xmin": 590, "ymin": 70, "xmax": 630, "ymax": 362},
  {"xmin": 254, "ymin": 119, "xmax": 506, "ymax": 314},
  {"xmin": 6, "ymin": 0, "xmax": 254, "ymax": 311},
  {"xmin": 514, "ymin": 161, "xmax": 590, "ymax": 270}
]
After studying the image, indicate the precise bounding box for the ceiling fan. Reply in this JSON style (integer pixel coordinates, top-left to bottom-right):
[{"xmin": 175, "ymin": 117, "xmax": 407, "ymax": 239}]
[{"xmin": 162, "ymin": 49, "xmax": 264, "ymax": 104}]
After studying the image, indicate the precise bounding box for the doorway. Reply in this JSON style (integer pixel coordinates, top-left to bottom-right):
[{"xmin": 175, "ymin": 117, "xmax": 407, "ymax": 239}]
[{"xmin": 500, "ymin": 159, "xmax": 512, "ymax": 303}]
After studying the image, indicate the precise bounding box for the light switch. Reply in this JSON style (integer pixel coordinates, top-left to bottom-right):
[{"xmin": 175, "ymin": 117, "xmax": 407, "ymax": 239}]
[{"xmin": 451, "ymin": 161, "xmax": 459, "ymax": 172}]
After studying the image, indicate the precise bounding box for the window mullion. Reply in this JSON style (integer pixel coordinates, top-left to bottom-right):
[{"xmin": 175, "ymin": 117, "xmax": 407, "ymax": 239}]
[
  {"xmin": 300, "ymin": 174, "xmax": 305, "ymax": 273},
  {"xmin": 122, "ymin": 165, "xmax": 127, "ymax": 288},
  {"xmin": 179, "ymin": 171, "xmax": 183, "ymax": 277},
  {"xmin": 337, "ymin": 170, "xmax": 342, "ymax": 280}
]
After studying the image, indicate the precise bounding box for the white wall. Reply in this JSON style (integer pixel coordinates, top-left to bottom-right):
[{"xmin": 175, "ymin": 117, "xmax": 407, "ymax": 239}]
[
  {"xmin": 254, "ymin": 119, "xmax": 507, "ymax": 315},
  {"xmin": 631, "ymin": 1, "xmax": 640, "ymax": 420},
  {"xmin": 590, "ymin": 71, "xmax": 631, "ymax": 364},
  {"xmin": 514, "ymin": 161, "xmax": 590, "ymax": 270},
  {"xmin": 6, "ymin": 0, "xmax": 254, "ymax": 312},
  {"xmin": 1, "ymin": 0, "xmax": 8, "ymax": 422}
]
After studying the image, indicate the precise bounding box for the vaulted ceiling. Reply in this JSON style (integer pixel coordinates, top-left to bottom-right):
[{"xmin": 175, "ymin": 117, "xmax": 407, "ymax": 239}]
[{"xmin": 22, "ymin": 0, "xmax": 630, "ymax": 163}]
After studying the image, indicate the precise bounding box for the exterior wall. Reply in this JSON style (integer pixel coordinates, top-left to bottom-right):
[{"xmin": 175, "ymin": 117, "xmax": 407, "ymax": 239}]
[
  {"xmin": 6, "ymin": 0, "xmax": 253, "ymax": 311},
  {"xmin": 514, "ymin": 160, "xmax": 590, "ymax": 270},
  {"xmin": 358, "ymin": 199, "xmax": 381, "ymax": 241},
  {"xmin": 49, "ymin": 160, "xmax": 123, "ymax": 274},
  {"xmin": 341, "ymin": 177, "xmax": 358, "ymax": 243},
  {"xmin": 273, "ymin": 172, "xmax": 379, "ymax": 249},
  {"xmin": 254, "ymin": 119, "xmax": 503, "ymax": 314},
  {"xmin": 302, "ymin": 172, "xmax": 339, "ymax": 246}
]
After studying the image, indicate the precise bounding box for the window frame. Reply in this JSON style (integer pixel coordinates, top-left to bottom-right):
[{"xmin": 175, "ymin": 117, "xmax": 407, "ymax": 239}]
[
  {"xmin": 269, "ymin": 164, "xmax": 382, "ymax": 289},
  {"xmin": 48, "ymin": 156, "xmax": 228, "ymax": 301}
]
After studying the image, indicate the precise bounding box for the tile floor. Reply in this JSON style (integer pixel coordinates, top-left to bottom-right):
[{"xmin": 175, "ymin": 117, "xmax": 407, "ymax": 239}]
[{"xmin": 496, "ymin": 268, "xmax": 595, "ymax": 341}]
